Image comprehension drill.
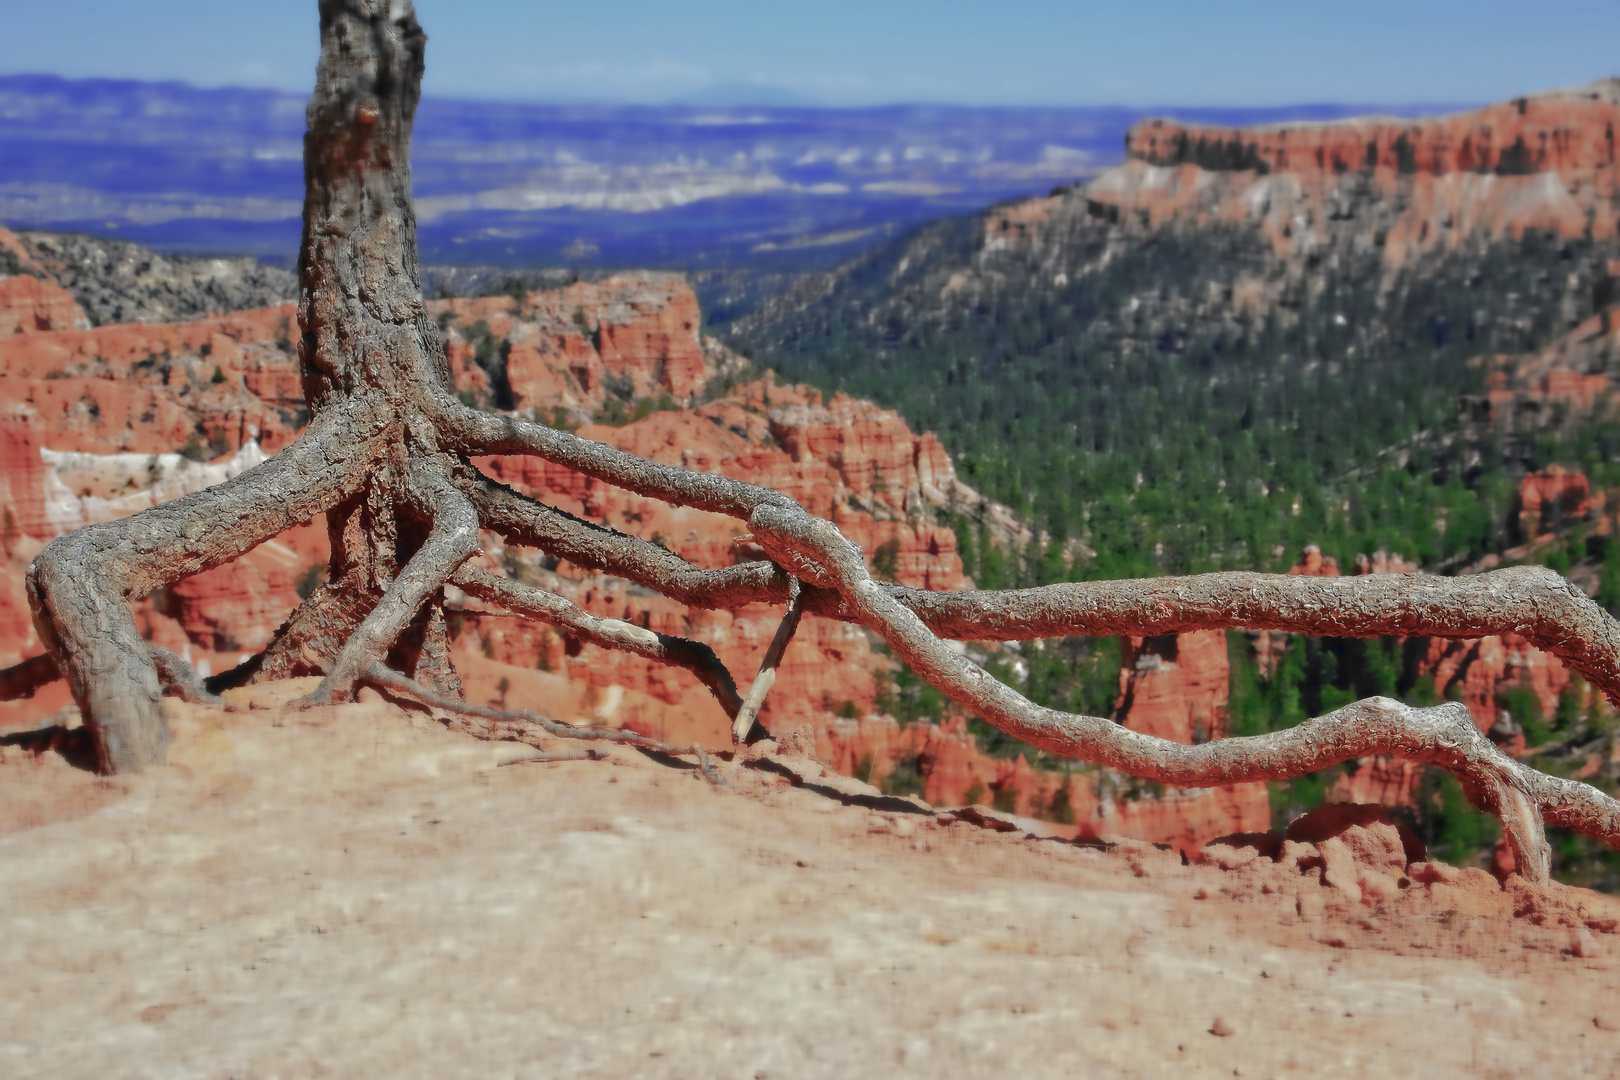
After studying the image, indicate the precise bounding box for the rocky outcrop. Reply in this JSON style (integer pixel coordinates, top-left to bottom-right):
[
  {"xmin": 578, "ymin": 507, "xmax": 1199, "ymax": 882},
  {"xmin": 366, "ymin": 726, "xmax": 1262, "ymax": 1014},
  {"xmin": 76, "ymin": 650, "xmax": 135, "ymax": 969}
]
[
  {"xmin": 0, "ymin": 274, "xmax": 88, "ymax": 334},
  {"xmin": 5, "ymin": 226, "xmax": 296, "ymax": 326},
  {"xmin": 162, "ymin": 521, "xmax": 328, "ymax": 657},
  {"xmin": 1513, "ymin": 464, "xmax": 1598, "ymax": 542},
  {"xmin": 1129, "ymin": 81, "xmax": 1620, "ymax": 180},
  {"xmin": 1421, "ymin": 633, "xmax": 1571, "ymax": 734},
  {"xmin": 1115, "ymin": 630, "xmax": 1230, "ymax": 744},
  {"xmin": 1352, "ymin": 550, "xmax": 1421, "ymax": 575},
  {"xmin": 916, "ymin": 79, "xmax": 1620, "ymax": 334},
  {"xmin": 434, "ymin": 273, "xmax": 724, "ymax": 420},
  {"xmin": 1108, "ymin": 80, "xmax": 1620, "ymax": 269},
  {"xmin": 473, "ymin": 376, "xmax": 972, "ymax": 595},
  {"xmin": 1288, "ymin": 544, "xmax": 1339, "ymax": 577},
  {"xmin": 0, "ymin": 301, "xmax": 304, "ymax": 463}
]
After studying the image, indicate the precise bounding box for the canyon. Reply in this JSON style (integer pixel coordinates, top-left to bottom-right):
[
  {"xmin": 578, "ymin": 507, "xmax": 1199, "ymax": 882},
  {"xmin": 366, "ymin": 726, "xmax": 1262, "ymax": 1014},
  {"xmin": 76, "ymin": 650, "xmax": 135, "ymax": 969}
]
[
  {"xmin": 0, "ymin": 238, "xmax": 1272, "ymax": 848},
  {"xmin": 10, "ymin": 80, "xmax": 1620, "ymax": 856},
  {"xmin": 728, "ymin": 81, "xmax": 1620, "ymax": 606},
  {"xmin": 6, "ymin": 219, "xmax": 1616, "ymax": 853}
]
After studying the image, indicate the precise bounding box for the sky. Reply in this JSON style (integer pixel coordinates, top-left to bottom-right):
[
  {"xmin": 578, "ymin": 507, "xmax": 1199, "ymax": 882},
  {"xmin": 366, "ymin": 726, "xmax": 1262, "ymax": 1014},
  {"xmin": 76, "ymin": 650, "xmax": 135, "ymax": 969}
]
[{"xmin": 4, "ymin": 0, "xmax": 1618, "ymax": 108}]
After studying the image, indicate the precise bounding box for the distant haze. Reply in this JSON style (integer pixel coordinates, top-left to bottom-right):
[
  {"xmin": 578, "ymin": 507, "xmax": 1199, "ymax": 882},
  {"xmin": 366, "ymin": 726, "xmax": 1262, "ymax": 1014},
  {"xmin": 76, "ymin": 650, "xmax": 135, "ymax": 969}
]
[{"xmin": 0, "ymin": 75, "xmax": 1462, "ymax": 271}]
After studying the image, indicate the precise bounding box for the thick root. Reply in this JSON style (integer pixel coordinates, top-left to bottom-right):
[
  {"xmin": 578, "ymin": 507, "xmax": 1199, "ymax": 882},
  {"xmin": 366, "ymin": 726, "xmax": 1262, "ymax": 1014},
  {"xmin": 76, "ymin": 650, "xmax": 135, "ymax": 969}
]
[
  {"xmin": 744, "ymin": 502, "xmax": 1620, "ymax": 883},
  {"xmin": 26, "ymin": 403, "xmax": 389, "ymax": 772},
  {"xmin": 299, "ymin": 460, "xmax": 480, "ymax": 707},
  {"xmin": 461, "ymin": 469, "xmax": 786, "ymax": 611}
]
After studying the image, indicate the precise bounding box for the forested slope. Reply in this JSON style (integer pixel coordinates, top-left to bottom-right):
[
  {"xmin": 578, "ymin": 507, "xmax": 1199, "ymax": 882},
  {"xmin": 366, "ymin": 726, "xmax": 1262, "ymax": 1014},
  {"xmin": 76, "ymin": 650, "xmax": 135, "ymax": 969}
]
[{"xmin": 727, "ymin": 81, "xmax": 1620, "ymax": 584}]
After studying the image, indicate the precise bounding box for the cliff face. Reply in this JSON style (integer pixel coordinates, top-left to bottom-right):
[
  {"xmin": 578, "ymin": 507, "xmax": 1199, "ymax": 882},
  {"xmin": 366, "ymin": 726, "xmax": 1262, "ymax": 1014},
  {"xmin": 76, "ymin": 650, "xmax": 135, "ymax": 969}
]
[
  {"xmin": 1128, "ymin": 81, "xmax": 1620, "ymax": 182},
  {"xmin": 0, "ymin": 274, "xmax": 88, "ymax": 334},
  {"xmin": 436, "ymin": 273, "xmax": 728, "ymax": 420},
  {"xmin": 1102, "ymin": 80, "xmax": 1620, "ymax": 271}
]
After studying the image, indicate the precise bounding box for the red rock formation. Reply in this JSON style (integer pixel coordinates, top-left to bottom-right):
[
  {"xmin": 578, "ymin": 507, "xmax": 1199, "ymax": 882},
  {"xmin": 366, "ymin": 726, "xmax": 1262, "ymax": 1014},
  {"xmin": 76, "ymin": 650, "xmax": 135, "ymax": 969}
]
[
  {"xmin": 163, "ymin": 520, "xmax": 329, "ymax": 654},
  {"xmin": 0, "ymin": 275, "xmax": 88, "ymax": 334},
  {"xmin": 475, "ymin": 379, "xmax": 971, "ymax": 595},
  {"xmin": 1128, "ymin": 83, "xmax": 1620, "ymax": 180},
  {"xmin": 0, "ymin": 301, "xmax": 303, "ymax": 459},
  {"xmin": 1353, "ymin": 550, "xmax": 1421, "ymax": 575},
  {"xmin": 1116, "ymin": 630, "xmax": 1230, "ymax": 743},
  {"xmin": 1421, "ymin": 632, "xmax": 1571, "ymax": 734},
  {"xmin": 1061, "ymin": 80, "xmax": 1620, "ymax": 270},
  {"xmin": 433, "ymin": 273, "xmax": 713, "ymax": 420},
  {"xmin": 1328, "ymin": 756, "xmax": 1425, "ymax": 811},
  {"xmin": 1288, "ymin": 544, "xmax": 1339, "ymax": 577},
  {"xmin": 1514, "ymin": 464, "xmax": 1597, "ymax": 542}
]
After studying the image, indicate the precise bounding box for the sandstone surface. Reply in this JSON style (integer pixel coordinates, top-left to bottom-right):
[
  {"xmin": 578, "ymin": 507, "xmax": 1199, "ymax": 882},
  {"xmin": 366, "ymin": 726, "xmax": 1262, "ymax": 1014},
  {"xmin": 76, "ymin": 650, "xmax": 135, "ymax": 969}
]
[{"xmin": 3, "ymin": 690, "xmax": 1618, "ymax": 1078}]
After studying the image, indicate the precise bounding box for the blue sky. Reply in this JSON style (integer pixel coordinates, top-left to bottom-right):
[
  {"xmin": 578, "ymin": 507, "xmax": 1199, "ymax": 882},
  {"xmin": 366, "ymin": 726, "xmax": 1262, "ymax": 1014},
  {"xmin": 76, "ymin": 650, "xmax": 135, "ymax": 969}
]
[{"xmin": 6, "ymin": 0, "xmax": 1618, "ymax": 107}]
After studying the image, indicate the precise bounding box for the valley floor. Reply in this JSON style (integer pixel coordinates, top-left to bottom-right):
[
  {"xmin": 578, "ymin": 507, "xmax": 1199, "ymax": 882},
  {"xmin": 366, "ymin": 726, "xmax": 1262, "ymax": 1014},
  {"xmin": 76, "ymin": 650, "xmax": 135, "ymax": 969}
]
[{"xmin": 2, "ymin": 685, "xmax": 1618, "ymax": 1078}]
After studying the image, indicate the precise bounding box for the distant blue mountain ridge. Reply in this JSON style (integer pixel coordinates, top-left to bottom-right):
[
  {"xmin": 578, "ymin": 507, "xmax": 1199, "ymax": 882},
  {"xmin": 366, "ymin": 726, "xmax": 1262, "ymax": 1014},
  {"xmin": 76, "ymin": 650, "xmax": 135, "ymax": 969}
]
[{"xmin": 0, "ymin": 74, "xmax": 1467, "ymax": 272}]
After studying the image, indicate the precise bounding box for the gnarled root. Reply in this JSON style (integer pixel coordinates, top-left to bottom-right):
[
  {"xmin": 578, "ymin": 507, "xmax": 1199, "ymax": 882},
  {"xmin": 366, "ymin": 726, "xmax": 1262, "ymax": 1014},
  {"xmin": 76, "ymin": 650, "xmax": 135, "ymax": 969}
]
[
  {"xmin": 744, "ymin": 503, "xmax": 1620, "ymax": 884},
  {"xmin": 25, "ymin": 401, "xmax": 389, "ymax": 772},
  {"xmin": 146, "ymin": 645, "xmax": 226, "ymax": 706},
  {"xmin": 298, "ymin": 457, "xmax": 480, "ymax": 707}
]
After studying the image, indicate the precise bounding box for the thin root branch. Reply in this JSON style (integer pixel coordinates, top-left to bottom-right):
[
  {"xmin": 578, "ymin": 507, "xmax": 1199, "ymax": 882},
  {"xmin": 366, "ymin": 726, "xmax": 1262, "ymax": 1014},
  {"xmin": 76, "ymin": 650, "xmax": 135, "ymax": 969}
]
[
  {"xmin": 146, "ymin": 645, "xmax": 226, "ymax": 706},
  {"xmin": 497, "ymin": 747, "xmax": 608, "ymax": 765},
  {"xmin": 362, "ymin": 661, "xmax": 725, "ymax": 785},
  {"xmin": 450, "ymin": 565, "xmax": 744, "ymax": 718},
  {"xmin": 732, "ymin": 576, "xmax": 805, "ymax": 744}
]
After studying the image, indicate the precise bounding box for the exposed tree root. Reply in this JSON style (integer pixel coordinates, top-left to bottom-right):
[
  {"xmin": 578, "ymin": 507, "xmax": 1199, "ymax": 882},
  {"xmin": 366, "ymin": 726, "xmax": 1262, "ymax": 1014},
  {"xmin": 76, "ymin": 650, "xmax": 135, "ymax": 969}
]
[
  {"xmin": 146, "ymin": 646, "xmax": 226, "ymax": 707},
  {"xmin": 496, "ymin": 748, "xmax": 609, "ymax": 766},
  {"xmin": 17, "ymin": 0, "xmax": 1620, "ymax": 888},
  {"xmin": 298, "ymin": 458, "xmax": 480, "ymax": 706},
  {"xmin": 731, "ymin": 577, "xmax": 804, "ymax": 744},
  {"xmin": 26, "ymin": 401, "xmax": 390, "ymax": 771}
]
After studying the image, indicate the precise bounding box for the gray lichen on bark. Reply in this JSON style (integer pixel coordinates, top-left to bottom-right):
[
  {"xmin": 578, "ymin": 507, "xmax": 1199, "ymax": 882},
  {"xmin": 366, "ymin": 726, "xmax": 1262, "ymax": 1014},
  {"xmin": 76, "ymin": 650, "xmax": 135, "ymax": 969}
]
[{"xmin": 18, "ymin": 0, "xmax": 1620, "ymax": 886}]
